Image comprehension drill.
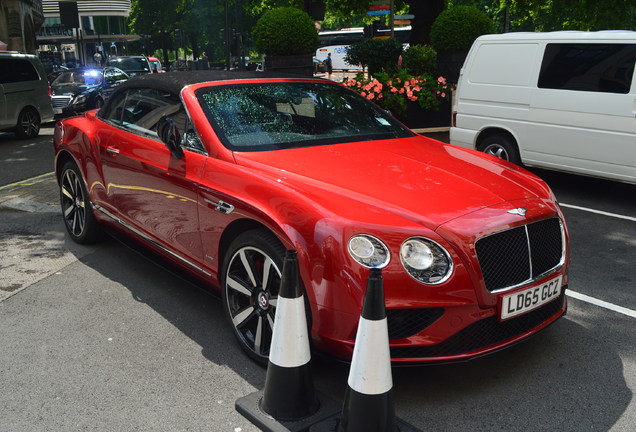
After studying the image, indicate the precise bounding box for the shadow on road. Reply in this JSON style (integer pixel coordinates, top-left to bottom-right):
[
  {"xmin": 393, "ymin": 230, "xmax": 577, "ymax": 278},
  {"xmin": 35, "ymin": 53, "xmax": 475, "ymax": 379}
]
[{"xmin": 75, "ymin": 231, "xmax": 632, "ymax": 431}]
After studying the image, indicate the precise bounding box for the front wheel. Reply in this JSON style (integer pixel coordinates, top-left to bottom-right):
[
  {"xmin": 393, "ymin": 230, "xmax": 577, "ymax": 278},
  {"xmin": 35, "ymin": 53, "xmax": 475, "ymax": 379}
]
[
  {"xmin": 221, "ymin": 229, "xmax": 286, "ymax": 365},
  {"xmin": 478, "ymin": 134, "xmax": 521, "ymax": 165},
  {"xmin": 15, "ymin": 107, "xmax": 40, "ymax": 139},
  {"xmin": 59, "ymin": 161, "xmax": 103, "ymax": 244}
]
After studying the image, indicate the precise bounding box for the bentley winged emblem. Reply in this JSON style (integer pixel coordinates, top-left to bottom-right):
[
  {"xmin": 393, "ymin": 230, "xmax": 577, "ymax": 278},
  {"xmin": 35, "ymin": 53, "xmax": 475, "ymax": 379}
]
[{"xmin": 507, "ymin": 207, "xmax": 527, "ymax": 216}]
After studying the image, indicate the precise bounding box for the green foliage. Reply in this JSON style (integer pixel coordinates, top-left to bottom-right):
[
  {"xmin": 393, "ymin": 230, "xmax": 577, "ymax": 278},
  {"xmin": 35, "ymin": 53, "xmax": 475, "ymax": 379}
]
[
  {"xmin": 345, "ymin": 38, "xmax": 404, "ymax": 75},
  {"xmin": 402, "ymin": 44, "xmax": 437, "ymax": 76},
  {"xmin": 430, "ymin": 5, "xmax": 494, "ymax": 51},
  {"xmin": 501, "ymin": 0, "xmax": 636, "ymax": 31},
  {"xmin": 342, "ymin": 70, "xmax": 453, "ymax": 117},
  {"xmin": 252, "ymin": 7, "xmax": 319, "ymax": 55}
]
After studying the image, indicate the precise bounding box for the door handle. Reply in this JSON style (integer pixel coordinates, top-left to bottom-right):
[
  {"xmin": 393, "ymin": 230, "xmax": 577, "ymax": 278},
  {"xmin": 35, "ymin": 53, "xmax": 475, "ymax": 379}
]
[
  {"xmin": 106, "ymin": 146, "xmax": 120, "ymax": 156},
  {"xmin": 204, "ymin": 198, "xmax": 235, "ymax": 214}
]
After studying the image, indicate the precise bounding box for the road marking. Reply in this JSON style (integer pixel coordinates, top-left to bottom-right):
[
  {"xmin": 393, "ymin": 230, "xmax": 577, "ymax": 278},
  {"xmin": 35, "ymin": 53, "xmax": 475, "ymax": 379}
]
[
  {"xmin": 0, "ymin": 172, "xmax": 55, "ymax": 191},
  {"xmin": 560, "ymin": 203, "xmax": 636, "ymax": 222},
  {"xmin": 567, "ymin": 290, "xmax": 636, "ymax": 319}
]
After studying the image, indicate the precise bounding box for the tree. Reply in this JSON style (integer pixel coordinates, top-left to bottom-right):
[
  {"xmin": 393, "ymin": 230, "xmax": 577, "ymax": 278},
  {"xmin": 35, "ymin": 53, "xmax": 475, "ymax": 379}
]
[{"xmin": 501, "ymin": 0, "xmax": 636, "ymax": 31}]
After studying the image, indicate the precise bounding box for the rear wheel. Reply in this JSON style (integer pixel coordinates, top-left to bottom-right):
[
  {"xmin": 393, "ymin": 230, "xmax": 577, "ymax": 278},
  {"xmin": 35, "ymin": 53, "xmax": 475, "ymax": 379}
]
[
  {"xmin": 15, "ymin": 107, "xmax": 40, "ymax": 139},
  {"xmin": 221, "ymin": 229, "xmax": 286, "ymax": 365},
  {"xmin": 59, "ymin": 161, "xmax": 103, "ymax": 244},
  {"xmin": 478, "ymin": 133, "xmax": 521, "ymax": 165}
]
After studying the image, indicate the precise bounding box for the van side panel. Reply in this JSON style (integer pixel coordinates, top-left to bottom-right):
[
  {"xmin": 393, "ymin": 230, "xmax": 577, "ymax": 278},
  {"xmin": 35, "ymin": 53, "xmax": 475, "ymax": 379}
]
[
  {"xmin": 527, "ymin": 43, "xmax": 636, "ymax": 183},
  {"xmin": 454, "ymin": 43, "xmax": 540, "ymax": 147}
]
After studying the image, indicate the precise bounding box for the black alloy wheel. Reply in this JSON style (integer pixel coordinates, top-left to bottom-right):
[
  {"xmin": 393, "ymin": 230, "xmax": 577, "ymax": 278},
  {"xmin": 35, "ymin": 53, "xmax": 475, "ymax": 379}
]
[
  {"xmin": 59, "ymin": 161, "xmax": 102, "ymax": 244},
  {"xmin": 478, "ymin": 133, "xmax": 522, "ymax": 165},
  {"xmin": 222, "ymin": 229, "xmax": 286, "ymax": 365},
  {"xmin": 15, "ymin": 107, "xmax": 40, "ymax": 139}
]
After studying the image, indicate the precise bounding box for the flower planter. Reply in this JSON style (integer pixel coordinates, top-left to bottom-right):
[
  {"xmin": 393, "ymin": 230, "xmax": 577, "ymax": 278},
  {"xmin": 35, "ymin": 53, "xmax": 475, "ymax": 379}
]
[
  {"xmin": 396, "ymin": 98, "xmax": 452, "ymax": 129},
  {"xmin": 264, "ymin": 54, "xmax": 313, "ymax": 77}
]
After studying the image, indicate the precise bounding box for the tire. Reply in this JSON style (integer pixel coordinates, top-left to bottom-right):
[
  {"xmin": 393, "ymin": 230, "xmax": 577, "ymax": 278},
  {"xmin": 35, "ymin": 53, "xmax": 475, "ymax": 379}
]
[
  {"xmin": 15, "ymin": 107, "xmax": 40, "ymax": 139},
  {"xmin": 59, "ymin": 161, "xmax": 103, "ymax": 244},
  {"xmin": 478, "ymin": 134, "xmax": 522, "ymax": 165},
  {"xmin": 221, "ymin": 229, "xmax": 287, "ymax": 365}
]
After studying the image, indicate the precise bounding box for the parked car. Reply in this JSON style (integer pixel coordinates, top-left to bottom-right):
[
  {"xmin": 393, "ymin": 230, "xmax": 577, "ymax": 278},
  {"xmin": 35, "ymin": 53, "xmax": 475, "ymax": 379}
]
[
  {"xmin": 0, "ymin": 51, "xmax": 54, "ymax": 138},
  {"xmin": 313, "ymin": 57, "xmax": 327, "ymax": 73},
  {"xmin": 147, "ymin": 56, "xmax": 164, "ymax": 73},
  {"xmin": 106, "ymin": 55, "xmax": 152, "ymax": 77},
  {"xmin": 51, "ymin": 67, "xmax": 129, "ymax": 116},
  {"xmin": 450, "ymin": 31, "xmax": 636, "ymax": 184},
  {"xmin": 53, "ymin": 71, "xmax": 570, "ymax": 365}
]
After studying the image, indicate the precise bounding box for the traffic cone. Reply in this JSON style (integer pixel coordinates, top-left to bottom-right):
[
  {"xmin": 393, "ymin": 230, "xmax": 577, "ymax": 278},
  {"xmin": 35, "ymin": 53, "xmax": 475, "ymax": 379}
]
[
  {"xmin": 236, "ymin": 250, "xmax": 340, "ymax": 432},
  {"xmin": 310, "ymin": 269, "xmax": 421, "ymax": 432}
]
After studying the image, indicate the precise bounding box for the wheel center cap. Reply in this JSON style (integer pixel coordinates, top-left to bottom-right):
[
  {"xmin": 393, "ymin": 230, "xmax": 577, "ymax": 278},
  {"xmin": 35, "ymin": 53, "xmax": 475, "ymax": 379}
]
[{"xmin": 257, "ymin": 292, "xmax": 269, "ymax": 310}]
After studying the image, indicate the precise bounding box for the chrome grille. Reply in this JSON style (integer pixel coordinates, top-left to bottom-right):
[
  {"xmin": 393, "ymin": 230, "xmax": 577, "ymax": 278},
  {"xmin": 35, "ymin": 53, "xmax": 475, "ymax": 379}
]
[
  {"xmin": 475, "ymin": 218, "xmax": 564, "ymax": 292},
  {"xmin": 51, "ymin": 95, "xmax": 72, "ymax": 109}
]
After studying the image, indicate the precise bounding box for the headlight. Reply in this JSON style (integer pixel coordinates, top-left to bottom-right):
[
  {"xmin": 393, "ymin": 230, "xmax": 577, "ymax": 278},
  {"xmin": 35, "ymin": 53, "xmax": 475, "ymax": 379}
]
[
  {"xmin": 73, "ymin": 94, "xmax": 88, "ymax": 105},
  {"xmin": 400, "ymin": 237, "xmax": 453, "ymax": 284},
  {"xmin": 348, "ymin": 234, "xmax": 390, "ymax": 269}
]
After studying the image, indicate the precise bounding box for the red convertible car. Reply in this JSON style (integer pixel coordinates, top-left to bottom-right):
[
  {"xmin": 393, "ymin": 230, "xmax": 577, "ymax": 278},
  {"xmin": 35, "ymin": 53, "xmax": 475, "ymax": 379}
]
[{"xmin": 54, "ymin": 72, "xmax": 569, "ymax": 364}]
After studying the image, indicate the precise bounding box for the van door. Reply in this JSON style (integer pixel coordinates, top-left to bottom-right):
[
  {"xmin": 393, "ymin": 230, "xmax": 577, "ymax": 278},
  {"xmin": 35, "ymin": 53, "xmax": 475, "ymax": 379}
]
[{"xmin": 528, "ymin": 42, "xmax": 636, "ymax": 183}]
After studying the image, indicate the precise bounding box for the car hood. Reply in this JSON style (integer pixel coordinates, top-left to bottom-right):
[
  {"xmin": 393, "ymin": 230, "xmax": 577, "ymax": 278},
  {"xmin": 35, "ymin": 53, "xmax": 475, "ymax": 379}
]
[
  {"xmin": 233, "ymin": 136, "xmax": 552, "ymax": 228},
  {"xmin": 52, "ymin": 84, "xmax": 96, "ymax": 96}
]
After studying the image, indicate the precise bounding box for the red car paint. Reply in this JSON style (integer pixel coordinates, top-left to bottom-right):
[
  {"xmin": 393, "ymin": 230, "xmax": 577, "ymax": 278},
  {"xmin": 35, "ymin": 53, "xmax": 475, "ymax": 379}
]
[{"xmin": 54, "ymin": 75, "xmax": 569, "ymax": 364}]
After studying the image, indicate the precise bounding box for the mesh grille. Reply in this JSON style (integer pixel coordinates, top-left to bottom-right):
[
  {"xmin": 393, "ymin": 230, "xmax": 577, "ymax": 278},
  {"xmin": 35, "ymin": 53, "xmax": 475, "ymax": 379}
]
[
  {"xmin": 51, "ymin": 96, "xmax": 72, "ymax": 109},
  {"xmin": 476, "ymin": 218, "xmax": 563, "ymax": 292},
  {"xmin": 390, "ymin": 293, "xmax": 565, "ymax": 359},
  {"xmin": 386, "ymin": 308, "xmax": 444, "ymax": 339}
]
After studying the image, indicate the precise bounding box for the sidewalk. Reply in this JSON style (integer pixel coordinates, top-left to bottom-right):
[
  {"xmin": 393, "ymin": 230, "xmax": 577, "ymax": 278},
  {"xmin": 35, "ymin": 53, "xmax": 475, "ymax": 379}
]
[{"xmin": 0, "ymin": 172, "xmax": 59, "ymax": 212}]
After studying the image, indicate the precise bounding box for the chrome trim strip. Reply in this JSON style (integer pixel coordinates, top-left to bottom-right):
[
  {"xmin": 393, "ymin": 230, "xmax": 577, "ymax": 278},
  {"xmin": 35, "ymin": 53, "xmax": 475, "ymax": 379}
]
[{"xmin": 92, "ymin": 203, "xmax": 212, "ymax": 277}]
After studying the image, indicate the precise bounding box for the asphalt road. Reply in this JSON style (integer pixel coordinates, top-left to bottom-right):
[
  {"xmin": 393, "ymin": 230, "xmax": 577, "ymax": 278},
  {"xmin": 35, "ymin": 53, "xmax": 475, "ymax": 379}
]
[{"xmin": 1, "ymin": 127, "xmax": 635, "ymax": 431}]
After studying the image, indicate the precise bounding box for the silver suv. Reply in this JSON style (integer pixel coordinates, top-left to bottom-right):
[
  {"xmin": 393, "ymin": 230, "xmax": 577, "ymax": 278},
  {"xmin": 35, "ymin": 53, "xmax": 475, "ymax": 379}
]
[{"xmin": 0, "ymin": 52, "xmax": 54, "ymax": 139}]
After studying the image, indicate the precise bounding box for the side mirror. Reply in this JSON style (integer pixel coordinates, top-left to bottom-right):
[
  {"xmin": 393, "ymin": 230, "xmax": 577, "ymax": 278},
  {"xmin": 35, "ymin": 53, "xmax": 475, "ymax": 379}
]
[{"xmin": 157, "ymin": 116, "xmax": 184, "ymax": 159}]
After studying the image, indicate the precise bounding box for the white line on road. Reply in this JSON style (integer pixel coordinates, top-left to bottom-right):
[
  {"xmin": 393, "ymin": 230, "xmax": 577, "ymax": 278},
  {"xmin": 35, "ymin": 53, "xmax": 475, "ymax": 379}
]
[
  {"xmin": 560, "ymin": 203, "xmax": 636, "ymax": 222},
  {"xmin": 567, "ymin": 290, "xmax": 636, "ymax": 319}
]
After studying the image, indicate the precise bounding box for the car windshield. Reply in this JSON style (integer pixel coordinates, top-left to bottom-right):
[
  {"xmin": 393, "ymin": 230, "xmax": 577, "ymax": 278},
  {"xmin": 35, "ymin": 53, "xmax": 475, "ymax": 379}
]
[
  {"xmin": 54, "ymin": 70, "xmax": 103, "ymax": 86},
  {"xmin": 109, "ymin": 58, "xmax": 149, "ymax": 72},
  {"xmin": 196, "ymin": 82, "xmax": 413, "ymax": 151}
]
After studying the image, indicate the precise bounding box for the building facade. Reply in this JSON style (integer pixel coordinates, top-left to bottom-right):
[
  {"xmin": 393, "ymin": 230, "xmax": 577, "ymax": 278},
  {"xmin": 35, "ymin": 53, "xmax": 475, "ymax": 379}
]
[
  {"xmin": 37, "ymin": 0, "xmax": 137, "ymax": 71},
  {"xmin": 0, "ymin": 0, "xmax": 44, "ymax": 53}
]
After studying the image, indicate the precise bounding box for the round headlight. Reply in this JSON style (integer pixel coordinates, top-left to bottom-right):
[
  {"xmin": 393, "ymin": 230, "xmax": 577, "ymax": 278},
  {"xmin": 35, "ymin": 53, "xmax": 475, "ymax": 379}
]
[
  {"xmin": 400, "ymin": 237, "xmax": 453, "ymax": 284},
  {"xmin": 348, "ymin": 234, "xmax": 390, "ymax": 269}
]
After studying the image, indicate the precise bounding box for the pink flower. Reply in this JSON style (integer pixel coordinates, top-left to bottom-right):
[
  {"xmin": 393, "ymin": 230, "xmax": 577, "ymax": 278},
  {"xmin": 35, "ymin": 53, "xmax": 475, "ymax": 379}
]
[
  {"xmin": 361, "ymin": 91, "xmax": 367, "ymax": 97},
  {"xmin": 441, "ymin": 92, "xmax": 446, "ymax": 98},
  {"xmin": 367, "ymin": 93, "xmax": 375, "ymax": 100},
  {"xmin": 409, "ymin": 96, "xmax": 418, "ymax": 101},
  {"xmin": 438, "ymin": 76, "xmax": 447, "ymax": 84},
  {"xmin": 390, "ymin": 87, "xmax": 398, "ymax": 93}
]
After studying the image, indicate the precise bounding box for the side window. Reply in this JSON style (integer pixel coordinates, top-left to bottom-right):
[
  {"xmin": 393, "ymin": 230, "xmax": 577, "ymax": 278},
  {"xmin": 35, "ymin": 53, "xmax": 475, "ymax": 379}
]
[
  {"xmin": 119, "ymin": 88, "xmax": 182, "ymax": 139},
  {"xmin": 538, "ymin": 43, "xmax": 636, "ymax": 93},
  {"xmin": 0, "ymin": 59, "xmax": 40, "ymax": 83},
  {"xmin": 99, "ymin": 91, "xmax": 127, "ymax": 125}
]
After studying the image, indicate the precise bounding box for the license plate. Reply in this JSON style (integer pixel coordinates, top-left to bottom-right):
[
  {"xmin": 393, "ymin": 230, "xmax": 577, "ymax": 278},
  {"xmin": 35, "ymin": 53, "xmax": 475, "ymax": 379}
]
[{"xmin": 500, "ymin": 275, "xmax": 562, "ymax": 320}]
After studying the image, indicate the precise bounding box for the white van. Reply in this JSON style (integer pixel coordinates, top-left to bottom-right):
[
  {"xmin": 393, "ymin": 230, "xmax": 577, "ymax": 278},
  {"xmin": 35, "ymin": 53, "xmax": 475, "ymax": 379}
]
[
  {"xmin": 450, "ymin": 31, "xmax": 636, "ymax": 184},
  {"xmin": 0, "ymin": 52, "xmax": 54, "ymax": 138}
]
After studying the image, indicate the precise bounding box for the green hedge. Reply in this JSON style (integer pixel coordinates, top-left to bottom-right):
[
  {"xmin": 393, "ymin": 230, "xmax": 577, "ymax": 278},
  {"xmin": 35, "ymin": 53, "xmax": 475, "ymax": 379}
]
[
  {"xmin": 253, "ymin": 7, "xmax": 318, "ymax": 56},
  {"xmin": 402, "ymin": 44, "xmax": 437, "ymax": 76},
  {"xmin": 345, "ymin": 37, "xmax": 404, "ymax": 76},
  {"xmin": 430, "ymin": 6, "xmax": 494, "ymax": 52}
]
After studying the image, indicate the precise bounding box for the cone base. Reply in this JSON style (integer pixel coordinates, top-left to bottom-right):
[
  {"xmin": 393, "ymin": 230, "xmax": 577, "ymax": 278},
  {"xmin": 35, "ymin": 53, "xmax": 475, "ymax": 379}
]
[
  {"xmin": 236, "ymin": 389, "xmax": 341, "ymax": 432},
  {"xmin": 309, "ymin": 414, "xmax": 422, "ymax": 432}
]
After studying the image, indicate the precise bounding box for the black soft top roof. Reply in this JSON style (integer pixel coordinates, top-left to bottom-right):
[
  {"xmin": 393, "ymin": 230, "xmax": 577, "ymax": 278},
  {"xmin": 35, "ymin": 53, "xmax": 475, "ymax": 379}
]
[{"xmin": 115, "ymin": 70, "xmax": 323, "ymax": 95}]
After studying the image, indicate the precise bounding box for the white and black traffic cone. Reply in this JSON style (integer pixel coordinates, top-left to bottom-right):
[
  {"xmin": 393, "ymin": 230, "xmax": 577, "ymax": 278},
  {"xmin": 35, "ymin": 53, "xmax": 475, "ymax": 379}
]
[
  {"xmin": 236, "ymin": 250, "xmax": 340, "ymax": 432},
  {"xmin": 311, "ymin": 269, "xmax": 421, "ymax": 432}
]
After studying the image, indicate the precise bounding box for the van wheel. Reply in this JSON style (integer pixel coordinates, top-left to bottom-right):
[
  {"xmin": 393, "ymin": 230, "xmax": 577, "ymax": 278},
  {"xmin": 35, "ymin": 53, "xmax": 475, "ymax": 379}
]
[
  {"xmin": 478, "ymin": 134, "xmax": 521, "ymax": 165},
  {"xmin": 15, "ymin": 107, "xmax": 40, "ymax": 139}
]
